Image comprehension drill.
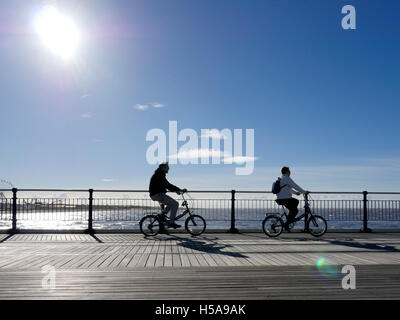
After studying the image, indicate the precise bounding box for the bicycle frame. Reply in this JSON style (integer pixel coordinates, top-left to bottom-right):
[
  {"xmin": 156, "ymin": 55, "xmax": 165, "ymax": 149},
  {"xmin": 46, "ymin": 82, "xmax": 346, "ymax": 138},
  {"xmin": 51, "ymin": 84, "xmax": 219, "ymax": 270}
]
[
  {"xmin": 263, "ymin": 192, "xmax": 327, "ymax": 237},
  {"xmin": 141, "ymin": 192, "xmax": 206, "ymax": 236},
  {"xmin": 157, "ymin": 193, "xmax": 194, "ymax": 222},
  {"xmin": 276, "ymin": 193, "xmax": 314, "ymax": 225}
]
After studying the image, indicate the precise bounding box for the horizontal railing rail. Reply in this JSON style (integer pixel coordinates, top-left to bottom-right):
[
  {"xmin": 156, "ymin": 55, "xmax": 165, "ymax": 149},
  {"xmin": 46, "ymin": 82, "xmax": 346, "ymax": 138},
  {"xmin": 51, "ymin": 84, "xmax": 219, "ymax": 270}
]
[{"xmin": 0, "ymin": 188, "xmax": 399, "ymax": 233}]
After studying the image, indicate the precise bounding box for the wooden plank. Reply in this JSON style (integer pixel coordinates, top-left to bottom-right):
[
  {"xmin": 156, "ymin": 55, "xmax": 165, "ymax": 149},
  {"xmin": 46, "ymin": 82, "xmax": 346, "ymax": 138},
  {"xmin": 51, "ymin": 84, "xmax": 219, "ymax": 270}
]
[
  {"xmin": 136, "ymin": 251, "xmax": 150, "ymax": 267},
  {"xmin": 155, "ymin": 241, "xmax": 165, "ymax": 267},
  {"xmin": 178, "ymin": 244, "xmax": 191, "ymax": 267},
  {"xmin": 0, "ymin": 232, "xmax": 400, "ymax": 271},
  {"xmin": 164, "ymin": 244, "xmax": 173, "ymax": 267},
  {"xmin": 186, "ymin": 247, "xmax": 201, "ymax": 267},
  {"xmin": 80, "ymin": 246, "xmax": 113, "ymax": 268},
  {"xmin": 126, "ymin": 242, "xmax": 146, "ymax": 267},
  {"xmin": 0, "ymin": 265, "xmax": 399, "ymax": 299},
  {"xmin": 119, "ymin": 243, "xmax": 142, "ymax": 267}
]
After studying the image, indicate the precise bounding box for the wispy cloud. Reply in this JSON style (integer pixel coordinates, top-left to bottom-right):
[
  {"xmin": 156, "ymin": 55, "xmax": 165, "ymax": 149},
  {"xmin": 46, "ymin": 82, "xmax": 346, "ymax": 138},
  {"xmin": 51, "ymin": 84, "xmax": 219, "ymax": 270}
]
[
  {"xmin": 135, "ymin": 104, "xmax": 149, "ymax": 110},
  {"xmin": 151, "ymin": 102, "xmax": 165, "ymax": 108},
  {"xmin": 134, "ymin": 102, "xmax": 165, "ymax": 110},
  {"xmin": 224, "ymin": 156, "xmax": 259, "ymax": 164},
  {"xmin": 169, "ymin": 148, "xmax": 226, "ymax": 160},
  {"xmin": 80, "ymin": 94, "xmax": 91, "ymax": 99},
  {"xmin": 101, "ymin": 178, "xmax": 116, "ymax": 182},
  {"xmin": 169, "ymin": 148, "xmax": 258, "ymax": 164},
  {"xmin": 80, "ymin": 112, "xmax": 92, "ymax": 118},
  {"xmin": 201, "ymin": 131, "xmax": 228, "ymax": 139},
  {"xmin": 360, "ymin": 157, "xmax": 400, "ymax": 168}
]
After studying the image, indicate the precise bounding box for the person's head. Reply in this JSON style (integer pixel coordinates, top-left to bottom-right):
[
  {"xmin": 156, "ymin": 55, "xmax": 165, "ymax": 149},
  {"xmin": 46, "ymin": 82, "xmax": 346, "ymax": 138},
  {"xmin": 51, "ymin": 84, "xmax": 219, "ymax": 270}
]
[
  {"xmin": 158, "ymin": 162, "xmax": 169, "ymax": 173},
  {"xmin": 281, "ymin": 166, "xmax": 290, "ymax": 176}
]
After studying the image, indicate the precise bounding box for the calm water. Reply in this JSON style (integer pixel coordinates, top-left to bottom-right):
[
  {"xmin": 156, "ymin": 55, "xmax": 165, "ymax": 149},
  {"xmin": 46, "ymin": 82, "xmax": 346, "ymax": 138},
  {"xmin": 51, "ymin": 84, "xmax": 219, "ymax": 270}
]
[{"xmin": 0, "ymin": 208, "xmax": 399, "ymax": 231}]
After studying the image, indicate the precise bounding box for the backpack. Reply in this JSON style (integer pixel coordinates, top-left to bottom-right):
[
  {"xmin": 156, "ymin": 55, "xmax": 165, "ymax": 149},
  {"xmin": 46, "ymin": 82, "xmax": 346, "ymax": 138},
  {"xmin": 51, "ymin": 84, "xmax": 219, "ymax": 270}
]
[{"xmin": 271, "ymin": 178, "xmax": 286, "ymax": 194}]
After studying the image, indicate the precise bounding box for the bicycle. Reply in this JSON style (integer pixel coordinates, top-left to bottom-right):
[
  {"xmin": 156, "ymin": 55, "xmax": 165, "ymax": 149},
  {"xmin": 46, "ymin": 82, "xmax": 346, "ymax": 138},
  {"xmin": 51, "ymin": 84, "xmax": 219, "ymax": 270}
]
[
  {"xmin": 139, "ymin": 192, "xmax": 206, "ymax": 236},
  {"xmin": 262, "ymin": 193, "xmax": 327, "ymax": 237}
]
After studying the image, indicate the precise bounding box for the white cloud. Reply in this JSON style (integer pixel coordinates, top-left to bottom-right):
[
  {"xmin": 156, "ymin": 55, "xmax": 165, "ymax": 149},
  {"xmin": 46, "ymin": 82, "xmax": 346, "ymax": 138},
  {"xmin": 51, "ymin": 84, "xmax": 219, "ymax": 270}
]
[
  {"xmin": 80, "ymin": 112, "xmax": 92, "ymax": 118},
  {"xmin": 224, "ymin": 156, "xmax": 259, "ymax": 164},
  {"xmin": 169, "ymin": 148, "xmax": 258, "ymax": 164},
  {"xmin": 101, "ymin": 178, "xmax": 116, "ymax": 182},
  {"xmin": 151, "ymin": 102, "xmax": 165, "ymax": 108},
  {"xmin": 201, "ymin": 131, "xmax": 227, "ymax": 139},
  {"xmin": 169, "ymin": 148, "xmax": 226, "ymax": 160},
  {"xmin": 135, "ymin": 104, "xmax": 149, "ymax": 110},
  {"xmin": 80, "ymin": 94, "xmax": 91, "ymax": 99}
]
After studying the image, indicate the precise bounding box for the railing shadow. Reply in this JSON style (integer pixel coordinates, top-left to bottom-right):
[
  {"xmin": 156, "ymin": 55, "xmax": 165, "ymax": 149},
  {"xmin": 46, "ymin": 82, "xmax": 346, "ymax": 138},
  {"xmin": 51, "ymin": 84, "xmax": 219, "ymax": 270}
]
[
  {"xmin": 160, "ymin": 234, "xmax": 248, "ymax": 258},
  {"xmin": 0, "ymin": 234, "xmax": 14, "ymax": 243},
  {"xmin": 89, "ymin": 233, "xmax": 103, "ymax": 243},
  {"xmin": 328, "ymin": 239, "xmax": 400, "ymax": 253}
]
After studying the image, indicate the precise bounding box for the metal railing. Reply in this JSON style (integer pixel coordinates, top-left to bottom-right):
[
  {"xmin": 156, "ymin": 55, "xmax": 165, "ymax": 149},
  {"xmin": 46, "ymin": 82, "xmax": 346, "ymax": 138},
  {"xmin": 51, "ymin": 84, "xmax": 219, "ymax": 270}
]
[{"xmin": 0, "ymin": 188, "xmax": 399, "ymax": 233}]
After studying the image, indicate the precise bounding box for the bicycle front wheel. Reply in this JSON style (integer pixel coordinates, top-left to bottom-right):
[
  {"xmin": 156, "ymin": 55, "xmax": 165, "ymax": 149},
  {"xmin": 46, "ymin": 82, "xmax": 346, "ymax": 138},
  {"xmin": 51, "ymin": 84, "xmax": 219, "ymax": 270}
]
[
  {"xmin": 262, "ymin": 215, "xmax": 284, "ymax": 237},
  {"xmin": 140, "ymin": 215, "xmax": 161, "ymax": 236},
  {"xmin": 306, "ymin": 215, "xmax": 327, "ymax": 237},
  {"xmin": 185, "ymin": 215, "xmax": 206, "ymax": 236}
]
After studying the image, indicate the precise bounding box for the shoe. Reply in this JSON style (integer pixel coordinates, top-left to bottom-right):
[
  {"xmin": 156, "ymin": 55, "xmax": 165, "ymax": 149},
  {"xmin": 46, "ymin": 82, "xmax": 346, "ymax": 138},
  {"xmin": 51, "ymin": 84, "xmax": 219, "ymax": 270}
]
[{"xmin": 167, "ymin": 222, "xmax": 181, "ymax": 229}]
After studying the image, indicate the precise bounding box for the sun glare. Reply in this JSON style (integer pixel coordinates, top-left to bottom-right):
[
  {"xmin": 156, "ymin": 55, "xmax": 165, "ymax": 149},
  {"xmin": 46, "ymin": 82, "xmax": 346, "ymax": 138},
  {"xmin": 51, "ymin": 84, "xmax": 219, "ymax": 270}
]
[{"xmin": 34, "ymin": 5, "xmax": 80, "ymax": 60}]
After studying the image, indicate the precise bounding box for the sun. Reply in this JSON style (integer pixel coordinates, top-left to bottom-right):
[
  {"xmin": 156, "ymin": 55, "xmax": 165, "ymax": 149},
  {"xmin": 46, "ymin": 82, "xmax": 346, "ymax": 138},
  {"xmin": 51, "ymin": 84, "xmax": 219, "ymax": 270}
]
[{"xmin": 34, "ymin": 5, "xmax": 80, "ymax": 60}]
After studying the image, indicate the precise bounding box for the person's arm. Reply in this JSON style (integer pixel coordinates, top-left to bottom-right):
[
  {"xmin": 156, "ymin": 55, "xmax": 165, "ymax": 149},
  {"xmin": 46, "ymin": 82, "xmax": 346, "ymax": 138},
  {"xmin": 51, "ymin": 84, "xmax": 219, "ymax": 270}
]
[
  {"xmin": 287, "ymin": 176, "xmax": 306, "ymax": 194},
  {"xmin": 164, "ymin": 176, "xmax": 181, "ymax": 193}
]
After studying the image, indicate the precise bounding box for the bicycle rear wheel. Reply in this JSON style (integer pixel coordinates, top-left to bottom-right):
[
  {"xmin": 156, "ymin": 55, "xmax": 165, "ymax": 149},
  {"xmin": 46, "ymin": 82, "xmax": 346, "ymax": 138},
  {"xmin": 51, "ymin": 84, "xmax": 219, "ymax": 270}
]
[
  {"xmin": 140, "ymin": 215, "xmax": 161, "ymax": 236},
  {"xmin": 262, "ymin": 215, "xmax": 284, "ymax": 237},
  {"xmin": 185, "ymin": 214, "xmax": 206, "ymax": 236},
  {"xmin": 306, "ymin": 215, "xmax": 327, "ymax": 237}
]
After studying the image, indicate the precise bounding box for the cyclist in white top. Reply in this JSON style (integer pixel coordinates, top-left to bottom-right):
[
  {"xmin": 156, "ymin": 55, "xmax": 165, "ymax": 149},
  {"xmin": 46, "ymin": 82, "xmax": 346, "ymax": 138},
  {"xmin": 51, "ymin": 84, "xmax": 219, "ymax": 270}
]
[{"xmin": 276, "ymin": 166, "xmax": 309, "ymax": 231}]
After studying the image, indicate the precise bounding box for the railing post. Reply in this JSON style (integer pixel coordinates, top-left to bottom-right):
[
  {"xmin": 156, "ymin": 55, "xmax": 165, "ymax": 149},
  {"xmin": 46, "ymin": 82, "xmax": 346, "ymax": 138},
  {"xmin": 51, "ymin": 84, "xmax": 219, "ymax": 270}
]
[
  {"xmin": 362, "ymin": 191, "xmax": 371, "ymax": 233},
  {"xmin": 228, "ymin": 190, "xmax": 239, "ymax": 233},
  {"xmin": 11, "ymin": 188, "xmax": 18, "ymax": 234},
  {"xmin": 87, "ymin": 189, "xmax": 93, "ymax": 234}
]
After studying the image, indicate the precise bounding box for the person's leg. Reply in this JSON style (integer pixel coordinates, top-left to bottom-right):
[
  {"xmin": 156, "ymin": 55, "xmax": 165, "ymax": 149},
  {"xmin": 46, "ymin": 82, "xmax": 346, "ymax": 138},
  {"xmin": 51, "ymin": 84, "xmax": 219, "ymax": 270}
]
[
  {"xmin": 150, "ymin": 193, "xmax": 166, "ymax": 213},
  {"xmin": 150, "ymin": 193, "xmax": 169, "ymax": 232},
  {"xmin": 160, "ymin": 194, "xmax": 179, "ymax": 221},
  {"xmin": 276, "ymin": 199, "xmax": 293, "ymax": 230},
  {"xmin": 285, "ymin": 198, "xmax": 299, "ymax": 225}
]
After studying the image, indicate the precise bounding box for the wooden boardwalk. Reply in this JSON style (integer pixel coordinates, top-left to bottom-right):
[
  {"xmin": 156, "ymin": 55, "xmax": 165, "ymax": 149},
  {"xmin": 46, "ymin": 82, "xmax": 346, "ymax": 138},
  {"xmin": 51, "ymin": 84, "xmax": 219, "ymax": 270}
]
[{"xmin": 0, "ymin": 232, "xmax": 399, "ymax": 299}]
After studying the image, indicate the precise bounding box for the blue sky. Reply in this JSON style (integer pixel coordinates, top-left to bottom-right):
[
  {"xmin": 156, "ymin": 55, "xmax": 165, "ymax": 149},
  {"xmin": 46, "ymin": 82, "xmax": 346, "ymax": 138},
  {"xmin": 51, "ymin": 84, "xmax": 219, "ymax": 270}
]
[{"xmin": 1, "ymin": 0, "xmax": 399, "ymax": 191}]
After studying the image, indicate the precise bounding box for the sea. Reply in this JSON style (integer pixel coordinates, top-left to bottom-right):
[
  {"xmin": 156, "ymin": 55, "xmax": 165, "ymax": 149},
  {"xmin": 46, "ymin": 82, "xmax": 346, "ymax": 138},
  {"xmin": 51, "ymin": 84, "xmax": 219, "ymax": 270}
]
[{"xmin": 0, "ymin": 207, "xmax": 399, "ymax": 231}]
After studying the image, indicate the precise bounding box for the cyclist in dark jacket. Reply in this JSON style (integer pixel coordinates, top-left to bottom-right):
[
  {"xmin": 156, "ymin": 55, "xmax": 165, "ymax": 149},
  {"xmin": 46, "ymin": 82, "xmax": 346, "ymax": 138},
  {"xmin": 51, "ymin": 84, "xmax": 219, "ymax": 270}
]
[{"xmin": 149, "ymin": 162, "xmax": 186, "ymax": 229}]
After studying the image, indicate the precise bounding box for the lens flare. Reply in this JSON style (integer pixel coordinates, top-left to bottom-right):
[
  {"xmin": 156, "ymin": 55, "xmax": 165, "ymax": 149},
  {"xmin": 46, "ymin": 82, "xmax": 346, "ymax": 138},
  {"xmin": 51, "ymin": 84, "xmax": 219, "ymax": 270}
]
[{"xmin": 315, "ymin": 257, "xmax": 340, "ymax": 279}]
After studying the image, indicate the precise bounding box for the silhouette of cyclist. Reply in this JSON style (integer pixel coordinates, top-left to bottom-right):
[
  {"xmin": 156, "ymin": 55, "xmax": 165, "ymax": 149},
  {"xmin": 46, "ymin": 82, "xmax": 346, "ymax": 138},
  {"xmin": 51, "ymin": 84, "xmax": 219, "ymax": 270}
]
[
  {"xmin": 275, "ymin": 166, "xmax": 309, "ymax": 231},
  {"xmin": 149, "ymin": 162, "xmax": 187, "ymax": 229}
]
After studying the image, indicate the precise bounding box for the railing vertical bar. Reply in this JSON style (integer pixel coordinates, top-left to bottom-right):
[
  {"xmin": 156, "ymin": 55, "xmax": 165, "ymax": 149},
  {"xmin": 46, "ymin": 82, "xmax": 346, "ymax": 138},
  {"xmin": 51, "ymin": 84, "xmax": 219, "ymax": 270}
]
[
  {"xmin": 11, "ymin": 188, "xmax": 17, "ymax": 233},
  {"xmin": 228, "ymin": 190, "xmax": 238, "ymax": 233},
  {"xmin": 362, "ymin": 191, "xmax": 371, "ymax": 232},
  {"xmin": 88, "ymin": 189, "xmax": 93, "ymax": 233}
]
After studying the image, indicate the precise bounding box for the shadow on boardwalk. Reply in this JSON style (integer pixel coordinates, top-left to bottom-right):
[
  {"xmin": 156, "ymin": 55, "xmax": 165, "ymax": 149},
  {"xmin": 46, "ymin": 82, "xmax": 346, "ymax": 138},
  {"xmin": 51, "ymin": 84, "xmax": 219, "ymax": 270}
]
[
  {"xmin": 161, "ymin": 234, "xmax": 248, "ymax": 259},
  {"xmin": 231, "ymin": 232, "xmax": 400, "ymax": 253},
  {"xmin": 328, "ymin": 239, "xmax": 400, "ymax": 253},
  {"xmin": 0, "ymin": 234, "xmax": 13, "ymax": 243}
]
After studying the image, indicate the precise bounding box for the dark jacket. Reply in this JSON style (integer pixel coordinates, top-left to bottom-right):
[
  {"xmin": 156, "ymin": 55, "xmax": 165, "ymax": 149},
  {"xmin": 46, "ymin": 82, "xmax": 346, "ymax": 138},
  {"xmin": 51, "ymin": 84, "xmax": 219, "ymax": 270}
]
[{"xmin": 149, "ymin": 169, "xmax": 181, "ymax": 197}]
